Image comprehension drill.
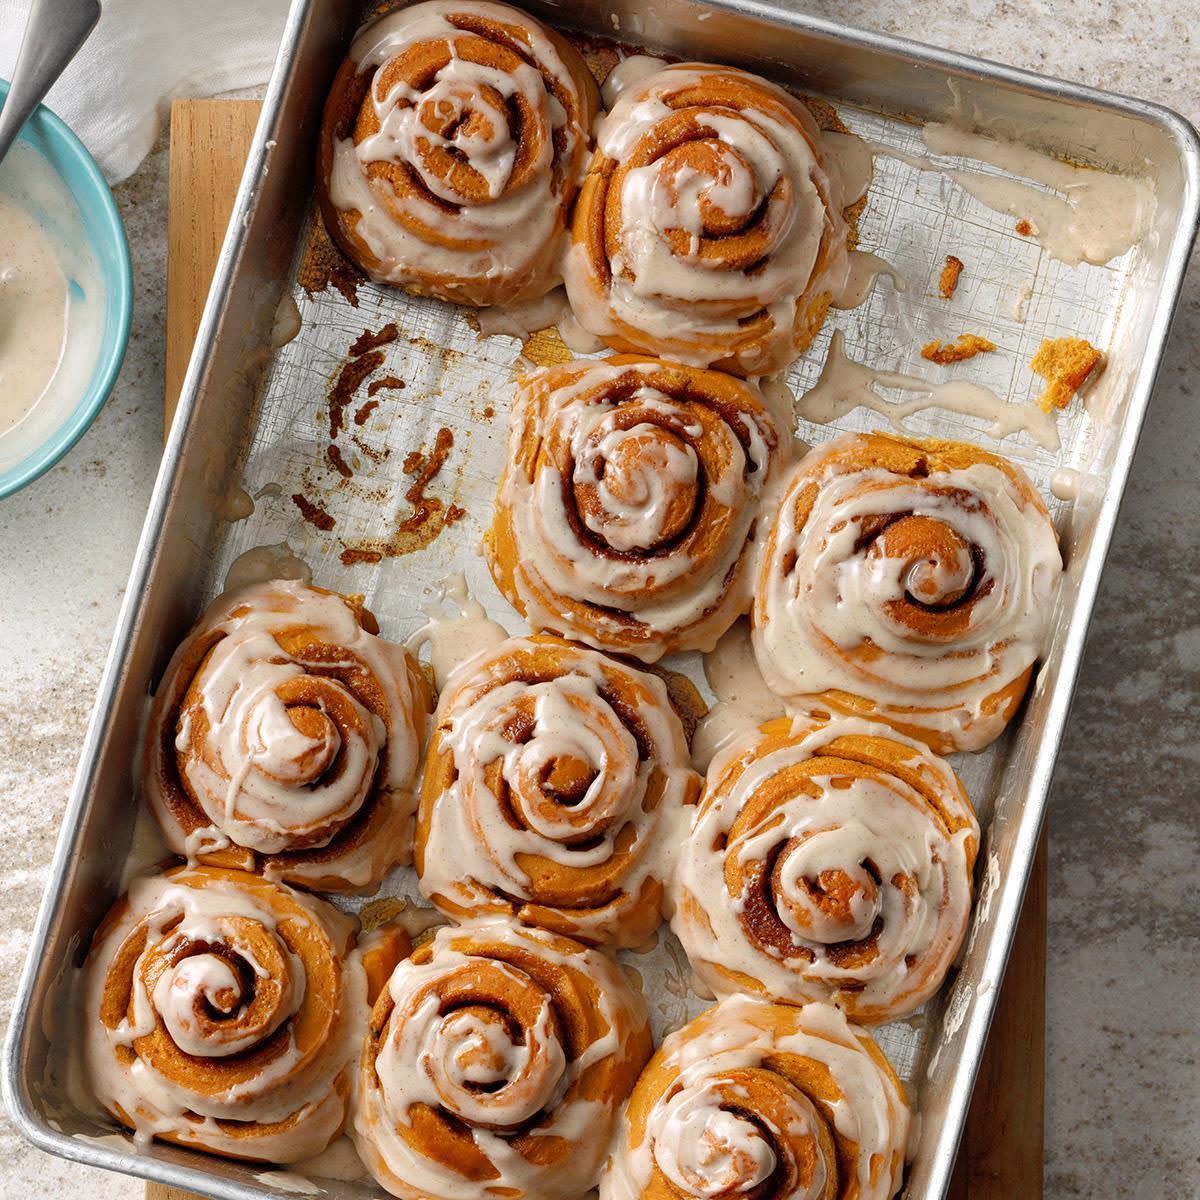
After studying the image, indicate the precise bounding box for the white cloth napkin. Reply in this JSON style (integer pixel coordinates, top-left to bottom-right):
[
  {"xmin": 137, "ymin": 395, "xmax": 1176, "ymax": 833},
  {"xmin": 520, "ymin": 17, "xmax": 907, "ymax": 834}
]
[{"xmin": 0, "ymin": 0, "xmax": 292, "ymax": 183}]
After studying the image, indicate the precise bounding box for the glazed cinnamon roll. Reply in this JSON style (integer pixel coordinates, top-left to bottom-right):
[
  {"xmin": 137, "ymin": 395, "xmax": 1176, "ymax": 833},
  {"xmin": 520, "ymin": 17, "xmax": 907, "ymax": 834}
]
[
  {"xmin": 83, "ymin": 866, "xmax": 372, "ymax": 1162},
  {"xmin": 753, "ymin": 432, "xmax": 1063, "ymax": 753},
  {"xmin": 486, "ymin": 357, "xmax": 788, "ymax": 662},
  {"xmin": 354, "ymin": 916, "xmax": 652, "ymax": 1200},
  {"xmin": 318, "ymin": 0, "xmax": 599, "ymax": 306},
  {"xmin": 672, "ymin": 715, "xmax": 979, "ymax": 1023},
  {"xmin": 414, "ymin": 635, "xmax": 701, "ymax": 948},
  {"xmin": 603, "ymin": 994, "xmax": 909, "ymax": 1200},
  {"xmin": 144, "ymin": 581, "xmax": 431, "ymax": 893},
  {"xmin": 564, "ymin": 64, "xmax": 851, "ymax": 375}
]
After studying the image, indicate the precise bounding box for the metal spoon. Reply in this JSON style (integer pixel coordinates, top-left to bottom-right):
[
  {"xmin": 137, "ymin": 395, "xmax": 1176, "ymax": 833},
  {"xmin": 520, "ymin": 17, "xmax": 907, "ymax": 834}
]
[{"xmin": 0, "ymin": 0, "xmax": 101, "ymax": 166}]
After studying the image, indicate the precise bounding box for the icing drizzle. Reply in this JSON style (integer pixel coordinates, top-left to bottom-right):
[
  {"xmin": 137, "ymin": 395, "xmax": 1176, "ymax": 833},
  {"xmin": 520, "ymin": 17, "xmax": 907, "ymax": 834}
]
[
  {"xmin": 488, "ymin": 357, "xmax": 788, "ymax": 661},
  {"xmin": 326, "ymin": 0, "xmax": 597, "ymax": 304},
  {"xmin": 83, "ymin": 867, "xmax": 365, "ymax": 1163},
  {"xmin": 354, "ymin": 917, "xmax": 651, "ymax": 1200},
  {"xmin": 564, "ymin": 63, "xmax": 860, "ymax": 374},
  {"xmin": 752, "ymin": 432, "xmax": 1062, "ymax": 753},
  {"xmin": 673, "ymin": 715, "xmax": 979, "ymax": 1023},
  {"xmin": 415, "ymin": 636, "xmax": 700, "ymax": 948},
  {"xmin": 143, "ymin": 580, "xmax": 430, "ymax": 891},
  {"xmin": 601, "ymin": 995, "xmax": 910, "ymax": 1200}
]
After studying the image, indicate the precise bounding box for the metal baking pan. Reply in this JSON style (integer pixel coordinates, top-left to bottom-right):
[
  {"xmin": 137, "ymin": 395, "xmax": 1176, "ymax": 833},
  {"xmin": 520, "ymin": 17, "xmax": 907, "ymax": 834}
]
[{"xmin": 5, "ymin": 1, "xmax": 1198, "ymax": 1198}]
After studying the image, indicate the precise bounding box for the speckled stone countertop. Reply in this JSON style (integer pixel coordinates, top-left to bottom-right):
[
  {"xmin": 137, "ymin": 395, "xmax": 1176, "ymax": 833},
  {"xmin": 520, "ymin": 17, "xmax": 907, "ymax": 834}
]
[{"xmin": 1, "ymin": 3, "xmax": 1196, "ymax": 1198}]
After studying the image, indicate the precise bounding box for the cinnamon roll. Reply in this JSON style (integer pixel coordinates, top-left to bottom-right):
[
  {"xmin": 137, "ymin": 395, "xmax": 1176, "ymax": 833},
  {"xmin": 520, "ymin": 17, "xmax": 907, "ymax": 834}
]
[
  {"xmin": 486, "ymin": 357, "xmax": 788, "ymax": 662},
  {"xmin": 318, "ymin": 0, "xmax": 599, "ymax": 306},
  {"xmin": 602, "ymin": 994, "xmax": 909, "ymax": 1200},
  {"xmin": 564, "ymin": 64, "xmax": 851, "ymax": 375},
  {"xmin": 144, "ymin": 580, "xmax": 431, "ymax": 893},
  {"xmin": 83, "ymin": 866, "xmax": 372, "ymax": 1162},
  {"xmin": 753, "ymin": 432, "xmax": 1063, "ymax": 753},
  {"xmin": 414, "ymin": 635, "xmax": 701, "ymax": 949},
  {"xmin": 673, "ymin": 715, "xmax": 979, "ymax": 1023},
  {"xmin": 354, "ymin": 916, "xmax": 652, "ymax": 1200}
]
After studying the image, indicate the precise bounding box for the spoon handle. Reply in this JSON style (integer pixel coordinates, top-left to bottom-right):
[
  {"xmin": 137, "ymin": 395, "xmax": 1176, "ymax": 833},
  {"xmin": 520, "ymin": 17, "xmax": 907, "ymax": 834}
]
[{"xmin": 0, "ymin": 0, "xmax": 102, "ymax": 165}]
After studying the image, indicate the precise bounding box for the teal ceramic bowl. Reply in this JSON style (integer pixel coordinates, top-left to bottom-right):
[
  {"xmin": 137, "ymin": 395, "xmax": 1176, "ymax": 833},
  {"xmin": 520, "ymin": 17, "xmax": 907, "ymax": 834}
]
[{"xmin": 0, "ymin": 79, "xmax": 132, "ymax": 499}]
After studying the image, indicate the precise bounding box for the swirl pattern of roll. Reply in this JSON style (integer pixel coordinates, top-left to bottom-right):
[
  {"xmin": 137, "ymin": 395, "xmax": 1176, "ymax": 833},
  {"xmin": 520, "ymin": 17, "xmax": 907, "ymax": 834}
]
[
  {"xmin": 563, "ymin": 63, "xmax": 851, "ymax": 375},
  {"xmin": 354, "ymin": 916, "xmax": 652, "ymax": 1200},
  {"xmin": 486, "ymin": 357, "xmax": 788, "ymax": 663},
  {"xmin": 414, "ymin": 634, "xmax": 701, "ymax": 949},
  {"xmin": 82, "ymin": 866, "xmax": 375, "ymax": 1162},
  {"xmin": 318, "ymin": 0, "xmax": 599, "ymax": 306},
  {"xmin": 143, "ymin": 580, "xmax": 432, "ymax": 893},
  {"xmin": 672, "ymin": 715, "xmax": 979, "ymax": 1023},
  {"xmin": 602, "ymin": 994, "xmax": 909, "ymax": 1200},
  {"xmin": 753, "ymin": 432, "xmax": 1063, "ymax": 753}
]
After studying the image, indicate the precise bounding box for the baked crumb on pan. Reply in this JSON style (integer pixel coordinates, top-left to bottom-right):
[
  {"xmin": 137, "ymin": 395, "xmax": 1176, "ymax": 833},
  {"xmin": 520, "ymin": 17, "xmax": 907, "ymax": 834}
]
[
  {"xmin": 939, "ymin": 255, "xmax": 964, "ymax": 298},
  {"xmin": 921, "ymin": 333, "xmax": 997, "ymax": 364},
  {"xmin": 1030, "ymin": 336, "xmax": 1104, "ymax": 411}
]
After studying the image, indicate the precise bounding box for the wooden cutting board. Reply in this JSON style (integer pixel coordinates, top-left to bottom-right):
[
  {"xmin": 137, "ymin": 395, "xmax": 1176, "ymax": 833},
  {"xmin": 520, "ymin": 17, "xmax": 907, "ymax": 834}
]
[{"xmin": 151, "ymin": 98, "xmax": 1047, "ymax": 1200}]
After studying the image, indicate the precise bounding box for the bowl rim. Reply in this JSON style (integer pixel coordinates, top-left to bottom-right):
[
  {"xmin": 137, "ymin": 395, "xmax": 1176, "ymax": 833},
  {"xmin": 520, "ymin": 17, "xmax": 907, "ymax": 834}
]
[{"xmin": 0, "ymin": 77, "xmax": 133, "ymax": 500}]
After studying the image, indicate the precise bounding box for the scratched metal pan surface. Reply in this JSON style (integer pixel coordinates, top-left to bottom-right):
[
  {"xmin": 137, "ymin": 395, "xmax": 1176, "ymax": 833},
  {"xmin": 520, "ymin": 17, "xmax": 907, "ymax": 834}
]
[{"xmin": 5, "ymin": 0, "xmax": 1198, "ymax": 1198}]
